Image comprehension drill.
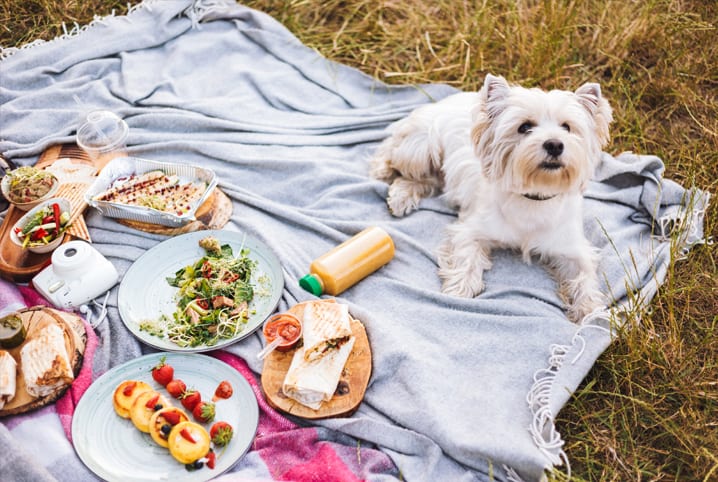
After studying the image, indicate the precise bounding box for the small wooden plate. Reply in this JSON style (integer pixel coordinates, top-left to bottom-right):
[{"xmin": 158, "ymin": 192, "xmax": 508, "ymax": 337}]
[
  {"xmin": 260, "ymin": 300, "xmax": 372, "ymax": 419},
  {"xmin": 0, "ymin": 306, "xmax": 87, "ymax": 417}
]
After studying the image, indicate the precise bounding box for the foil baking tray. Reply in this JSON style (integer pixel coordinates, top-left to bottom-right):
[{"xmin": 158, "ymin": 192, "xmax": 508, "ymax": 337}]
[{"xmin": 84, "ymin": 157, "xmax": 218, "ymax": 227}]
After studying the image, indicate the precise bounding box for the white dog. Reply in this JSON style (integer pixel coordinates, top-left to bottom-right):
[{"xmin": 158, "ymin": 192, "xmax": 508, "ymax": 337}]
[{"xmin": 370, "ymin": 74, "xmax": 612, "ymax": 322}]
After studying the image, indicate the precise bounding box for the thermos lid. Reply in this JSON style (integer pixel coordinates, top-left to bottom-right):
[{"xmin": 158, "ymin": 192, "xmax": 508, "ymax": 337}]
[{"xmin": 299, "ymin": 274, "xmax": 323, "ymax": 296}]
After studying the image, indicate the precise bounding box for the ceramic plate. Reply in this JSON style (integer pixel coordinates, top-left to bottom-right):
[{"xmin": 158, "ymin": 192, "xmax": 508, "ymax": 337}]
[
  {"xmin": 118, "ymin": 230, "xmax": 283, "ymax": 352},
  {"xmin": 72, "ymin": 353, "xmax": 259, "ymax": 482}
]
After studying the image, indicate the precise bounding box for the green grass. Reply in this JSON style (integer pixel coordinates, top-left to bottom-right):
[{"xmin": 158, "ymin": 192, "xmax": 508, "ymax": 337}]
[{"xmin": 2, "ymin": 1, "xmax": 716, "ymax": 480}]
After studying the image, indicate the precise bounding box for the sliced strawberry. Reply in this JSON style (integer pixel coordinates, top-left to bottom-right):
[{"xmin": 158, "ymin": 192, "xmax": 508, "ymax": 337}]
[
  {"xmin": 206, "ymin": 450, "xmax": 216, "ymax": 469},
  {"xmin": 162, "ymin": 410, "xmax": 182, "ymax": 425},
  {"xmin": 212, "ymin": 380, "xmax": 233, "ymax": 402},
  {"xmin": 144, "ymin": 394, "xmax": 160, "ymax": 409},
  {"xmin": 179, "ymin": 427, "xmax": 196, "ymax": 443},
  {"xmin": 122, "ymin": 381, "xmax": 137, "ymax": 396}
]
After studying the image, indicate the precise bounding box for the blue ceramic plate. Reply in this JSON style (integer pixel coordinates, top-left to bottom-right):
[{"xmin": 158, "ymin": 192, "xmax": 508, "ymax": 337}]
[
  {"xmin": 118, "ymin": 229, "xmax": 283, "ymax": 352},
  {"xmin": 72, "ymin": 352, "xmax": 259, "ymax": 482}
]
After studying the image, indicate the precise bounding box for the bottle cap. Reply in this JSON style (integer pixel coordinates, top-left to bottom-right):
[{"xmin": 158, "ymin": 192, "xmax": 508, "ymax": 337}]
[{"xmin": 299, "ymin": 274, "xmax": 323, "ymax": 296}]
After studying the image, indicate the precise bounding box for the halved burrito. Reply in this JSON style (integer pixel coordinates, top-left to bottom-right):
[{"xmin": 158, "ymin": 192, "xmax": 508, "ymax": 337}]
[
  {"xmin": 302, "ymin": 301, "xmax": 352, "ymax": 362},
  {"xmin": 20, "ymin": 324, "xmax": 74, "ymax": 398},
  {"xmin": 0, "ymin": 350, "xmax": 17, "ymax": 409},
  {"xmin": 282, "ymin": 336, "xmax": 355, "ymax": 410}
]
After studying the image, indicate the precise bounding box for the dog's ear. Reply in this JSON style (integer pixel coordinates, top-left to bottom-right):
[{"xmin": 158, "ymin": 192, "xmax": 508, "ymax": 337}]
[
  {"xmin": 481, "ymin": 74, "xmax": 511, "ymax": 118},
  {"xmin": 575, "ymin": 83, "xmax": 613, "ymax": 147},
  {"xmin": 472, "ymin": 74, "xmax": 509, "ymax": 180}
]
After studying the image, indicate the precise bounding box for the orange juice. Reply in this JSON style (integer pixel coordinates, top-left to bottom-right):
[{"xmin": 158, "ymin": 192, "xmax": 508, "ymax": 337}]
[{"xmin": 299, "ymin": 227, "xmax": 395, "ymax": 296}]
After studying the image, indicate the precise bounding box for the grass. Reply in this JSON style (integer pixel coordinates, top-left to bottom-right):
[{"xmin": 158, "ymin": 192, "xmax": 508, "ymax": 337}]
[{"xmin": 1, "ymin": 1, "xmax": 716, "ymax": 480}]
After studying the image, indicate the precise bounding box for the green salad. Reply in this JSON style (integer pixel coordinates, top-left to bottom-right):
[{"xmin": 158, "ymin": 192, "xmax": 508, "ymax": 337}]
[{"xmin": 140, "ymin": 236, "xmax": 258, "ymax": 348}]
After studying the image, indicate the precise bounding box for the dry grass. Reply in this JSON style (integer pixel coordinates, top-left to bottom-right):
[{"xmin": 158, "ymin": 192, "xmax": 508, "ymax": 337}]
[{"xmin": 2, "ymin": 1, "xmax": 716, "ymax": 480}]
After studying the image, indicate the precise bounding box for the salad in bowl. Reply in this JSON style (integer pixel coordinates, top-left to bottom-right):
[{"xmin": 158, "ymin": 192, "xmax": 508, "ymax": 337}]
[{"xmin": 10, "ymin": 197, "xmax": 72, "ymax": 253}]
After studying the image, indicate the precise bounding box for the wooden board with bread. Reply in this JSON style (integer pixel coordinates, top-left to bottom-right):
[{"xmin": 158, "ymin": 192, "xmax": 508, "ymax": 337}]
[
  {"xmin": 260, "ymin": 299, "xmax": 372, "ymax": 419},
  {"xmin": 0, "ymin": 306, "xmax": 86, "ymax": 417}
]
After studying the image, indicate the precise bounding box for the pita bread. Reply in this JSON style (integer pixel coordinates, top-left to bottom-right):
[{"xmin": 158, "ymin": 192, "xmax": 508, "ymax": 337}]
[
  {"xmin": 282, "ymin": 336, "xmax": 355, "ymax": 410},
  {"xmin": 302, "ymin": 301, "xmax": 352, "ymax": 362},
  {"xmin": 20, "ymin": 324, "xmax": 74, "ymax": 398},
  {"xmin": 0, "ymin": 351, "xmax": 17, "ymax": 409}
]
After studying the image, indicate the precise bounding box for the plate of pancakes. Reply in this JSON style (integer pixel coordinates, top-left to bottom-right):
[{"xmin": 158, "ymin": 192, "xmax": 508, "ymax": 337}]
[{"xmin": 72, "ymin": 353, "xmax": 258, "ymax": 482}]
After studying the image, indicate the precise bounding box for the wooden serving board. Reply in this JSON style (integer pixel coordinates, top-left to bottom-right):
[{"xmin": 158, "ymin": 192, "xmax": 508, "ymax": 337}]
[
  {"xmin": 0, "ymin": 144, "xmax": 97, "ymax": 283},
  {"xmin": 0, "ymin": 306, "xmax": 86, "ymax": 417},
  {"xmin": 261, "ymin": 300, "xmax": 372, "ymax": 419}
]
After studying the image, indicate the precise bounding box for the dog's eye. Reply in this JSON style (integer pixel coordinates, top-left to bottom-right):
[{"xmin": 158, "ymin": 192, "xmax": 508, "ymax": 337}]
[
  {"xmin": 561, "ymin": 122, "xmax": 571, "ymax": 132},
  {"xmin": 518, "ymin": 122, "xmax": 533, "ymax": 134}
]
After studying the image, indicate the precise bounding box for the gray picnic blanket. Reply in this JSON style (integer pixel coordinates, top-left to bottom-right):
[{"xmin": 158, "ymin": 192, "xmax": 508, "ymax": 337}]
[{"xmin": 0, "ymin": 1, "xmax": 709, "ymax": 481}]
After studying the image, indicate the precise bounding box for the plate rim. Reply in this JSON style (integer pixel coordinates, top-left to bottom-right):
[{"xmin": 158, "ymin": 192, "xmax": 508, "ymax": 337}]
[
  {"xmin": 118, "ymin": 229, "xmax": 284, "ymax": 353},
  {"xmin": 71, "ymin": 352, "xmax": 259, "ymax": 482}
]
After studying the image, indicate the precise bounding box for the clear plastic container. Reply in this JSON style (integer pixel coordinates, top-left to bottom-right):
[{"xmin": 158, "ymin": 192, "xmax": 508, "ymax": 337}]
[
  {"xmin": 299, "ymin": 226, "xmax": 395, "ymax": 296},
  {"xmin": 76, "ymin": 110, "xmax": 129, "ymax": 164}
]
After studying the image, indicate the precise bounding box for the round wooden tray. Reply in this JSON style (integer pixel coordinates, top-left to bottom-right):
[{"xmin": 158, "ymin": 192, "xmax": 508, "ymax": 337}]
[
  {"xmin": 0, "ymin": 306, "xmax": 86, "ymax": 417},
  {"xmin": 260, "ymin": 300, "xmax": 372, "ymax": 419},
  {"xmin": 118, "ymin": 187, "xmax": 232, "ymax": 235}
]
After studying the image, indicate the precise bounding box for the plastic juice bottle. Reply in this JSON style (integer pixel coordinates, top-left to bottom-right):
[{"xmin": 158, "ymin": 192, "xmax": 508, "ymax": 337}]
[{"xmin": 299, "ymin": 226, "xmax": 395, "ymax": 296}]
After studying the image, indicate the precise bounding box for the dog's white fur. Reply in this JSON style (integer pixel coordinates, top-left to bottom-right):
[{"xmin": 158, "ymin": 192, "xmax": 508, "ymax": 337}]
[{"xmin": 369, "ymin": 74, "xmax": 613, "ymax": 322}]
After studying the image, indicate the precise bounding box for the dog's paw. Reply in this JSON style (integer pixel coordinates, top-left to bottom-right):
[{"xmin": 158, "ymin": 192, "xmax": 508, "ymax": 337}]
[
  {"xmin": 368, "ymin": 156, "xmax": 397, "ymax": 183},
  {"xmin": 441, "ymin": 276, "xmax": 484, "ymax": 298},
  {"xmin": 439, "ymin": 266, "xmax": 485, "ymax": 298},
  {"xmin": 386, "ymin": 180, "xmax": 421, "ymax": 217},
  {"xmin": 566, "ymin": 290, "xmax": 605, "ymax": 323}
]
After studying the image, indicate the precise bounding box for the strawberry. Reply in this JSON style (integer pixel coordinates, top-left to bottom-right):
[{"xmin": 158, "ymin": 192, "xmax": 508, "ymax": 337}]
[
  {"xmin": 206, "ymin": 450, "xmax": 216, "ymax": 469},
  {"xmin": 144, "ymin": 394, "xmax": 160, "ymax": 409},
  {"xmin": 166, "ymin": 379, "xmax": 186, "ymax": 398},
  {"xmin": 209, "ymin": 421, "xmax": 233, "ymax": 446},
  {"xmin": 122, "ymin": 381, "xmax": 137, "ymax": 396},
  {"xmin": 179, "ymin": 427, "xmax": 196, "ymax": 443},
  {"xmin": 151, "ymin": 356, "xmax": 174, "ymax": 386},
  {"xmin": 212, "ymin": 380, "xmax": 233, "ymax": 402},
  {"xmin": 180, "ymin": 389, "xmax": 201, "ymax": 411},
  {"xmin": 192, "ymin": 401, "xmax": 216, "ymax": 423},
  {"xmin": 162, "ymin": 410, "xmax": 182, "ymax": 426}
]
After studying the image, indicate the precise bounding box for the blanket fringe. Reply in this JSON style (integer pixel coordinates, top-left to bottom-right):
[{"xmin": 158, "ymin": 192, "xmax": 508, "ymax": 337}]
[
  {"xmin": 526, "ymin": 309, "xmax": 613, "ymax": 480},
  {"xmin": 0, "ymin": 2, "xmax": 158, "ymax": 61},
  {"xmin": 654, "ymin": 190, "xmax": 712, "ymax": 260}
]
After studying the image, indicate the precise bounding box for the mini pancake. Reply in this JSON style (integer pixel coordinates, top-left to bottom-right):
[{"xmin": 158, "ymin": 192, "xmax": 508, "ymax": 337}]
[
  {"xmin": 112, "ymin": 380, "xmax": 152, "ymax": 419},
  {"xmin": 167, "ymin": 421, "xmax": 210, "ymax": 464},
  {"xmin": 149, "ymin": 407, "xmax": 189, "ymax": 448},
  {"xmin": 130, "ymin": 390, "xmax": 172, "ymax": 433}
]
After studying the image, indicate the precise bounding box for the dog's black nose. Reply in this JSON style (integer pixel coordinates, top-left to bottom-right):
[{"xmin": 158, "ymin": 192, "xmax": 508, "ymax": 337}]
[{"xmin": 543, "ymin": 139, "xmax": 564, "ymax": 157}]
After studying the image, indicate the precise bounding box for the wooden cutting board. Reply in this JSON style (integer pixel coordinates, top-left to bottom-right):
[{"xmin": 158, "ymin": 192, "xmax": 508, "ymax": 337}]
[
  {"xmin": 0, "ymin": 306, "xmax": 86, "ymax": 417},
  {"xmin": 260, "ymin": 300, "xmax": 372, "ymax": 419}
]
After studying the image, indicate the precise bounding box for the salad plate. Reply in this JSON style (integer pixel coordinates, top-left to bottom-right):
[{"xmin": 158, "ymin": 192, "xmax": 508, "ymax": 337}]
[
  {"xmin": 72, "ymin": 353, "xmax": 259, "ymax": 482},
  {"xmin": 118, "ymin": 230, "xmax": 283, "ymax": 352}
]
